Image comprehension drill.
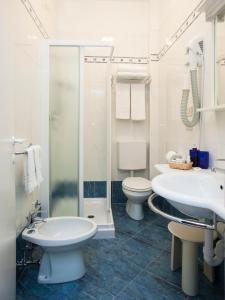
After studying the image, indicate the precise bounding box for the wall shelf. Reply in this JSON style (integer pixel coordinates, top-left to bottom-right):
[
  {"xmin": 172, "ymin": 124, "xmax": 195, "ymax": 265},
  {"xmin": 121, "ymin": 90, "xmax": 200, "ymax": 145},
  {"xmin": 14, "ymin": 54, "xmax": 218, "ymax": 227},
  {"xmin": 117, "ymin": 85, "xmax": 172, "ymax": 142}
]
[
  {"xmin": 197, "ymin": 104, "xmax": 225, "ymax": 112},
  {"xmin": 113, "ymin": 74, "xmax": 151, "ymax": 85}
]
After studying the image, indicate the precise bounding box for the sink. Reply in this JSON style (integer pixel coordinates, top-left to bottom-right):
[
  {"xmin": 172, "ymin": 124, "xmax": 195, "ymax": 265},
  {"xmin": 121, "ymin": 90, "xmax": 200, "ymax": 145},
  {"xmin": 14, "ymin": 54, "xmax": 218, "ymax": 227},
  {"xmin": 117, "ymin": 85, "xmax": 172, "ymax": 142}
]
[{"xmin": 151, "ymin": 172, "xmax": 225, "ymax": 220}]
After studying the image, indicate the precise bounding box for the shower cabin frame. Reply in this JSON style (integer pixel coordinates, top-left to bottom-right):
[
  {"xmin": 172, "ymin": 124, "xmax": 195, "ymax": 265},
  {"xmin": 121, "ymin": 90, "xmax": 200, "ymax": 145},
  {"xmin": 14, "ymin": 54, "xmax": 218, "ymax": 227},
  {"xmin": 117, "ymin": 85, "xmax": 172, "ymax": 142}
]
[{"xmin": 40, "ymin": 41, "xmax": 115, "ymax": 238}]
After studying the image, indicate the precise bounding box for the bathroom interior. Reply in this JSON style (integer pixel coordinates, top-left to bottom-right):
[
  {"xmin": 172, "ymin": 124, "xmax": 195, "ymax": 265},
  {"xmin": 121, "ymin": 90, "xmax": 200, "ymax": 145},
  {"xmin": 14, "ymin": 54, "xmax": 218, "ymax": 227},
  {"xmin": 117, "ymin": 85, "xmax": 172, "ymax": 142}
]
[{"xmin": 1, "ymin": 0, "xmax": 225, "ymax": 299}]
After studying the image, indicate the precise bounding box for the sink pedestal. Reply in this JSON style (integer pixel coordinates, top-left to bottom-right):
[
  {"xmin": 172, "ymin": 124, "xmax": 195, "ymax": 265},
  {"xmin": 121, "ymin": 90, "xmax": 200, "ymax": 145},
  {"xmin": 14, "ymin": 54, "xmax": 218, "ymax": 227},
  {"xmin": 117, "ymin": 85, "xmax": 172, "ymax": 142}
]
[
  {"xmin": 182, "ymin": 240, "xmax": 198, "ymax": 296},
  {"xmin": 168, "ymin": 222, "xmax": 216, "ymax": 297}
]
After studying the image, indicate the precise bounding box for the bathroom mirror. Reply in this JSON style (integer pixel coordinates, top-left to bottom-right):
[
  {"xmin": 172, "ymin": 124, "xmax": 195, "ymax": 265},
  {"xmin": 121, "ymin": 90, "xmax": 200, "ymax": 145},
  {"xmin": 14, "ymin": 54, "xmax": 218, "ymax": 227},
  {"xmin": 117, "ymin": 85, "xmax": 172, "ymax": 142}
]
[{"xmin": 214, "ymin": 11, "xmax": 225, "ymax": 108}]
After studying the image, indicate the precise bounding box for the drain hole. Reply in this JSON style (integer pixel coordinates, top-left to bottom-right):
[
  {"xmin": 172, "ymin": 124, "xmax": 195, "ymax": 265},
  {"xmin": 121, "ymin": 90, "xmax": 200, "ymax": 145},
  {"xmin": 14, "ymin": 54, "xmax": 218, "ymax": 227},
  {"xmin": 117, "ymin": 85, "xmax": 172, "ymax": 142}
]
[
  {"xmin": 88, "ymin": 215, "xmax": 95, "ymax": 219},
  {"xmin": 27, "ymin": 229, "xmax": 35, "ymax": 234},
  {"xmin": 220, "ymin": 185, "xmax": 224, "ymax": 190}
]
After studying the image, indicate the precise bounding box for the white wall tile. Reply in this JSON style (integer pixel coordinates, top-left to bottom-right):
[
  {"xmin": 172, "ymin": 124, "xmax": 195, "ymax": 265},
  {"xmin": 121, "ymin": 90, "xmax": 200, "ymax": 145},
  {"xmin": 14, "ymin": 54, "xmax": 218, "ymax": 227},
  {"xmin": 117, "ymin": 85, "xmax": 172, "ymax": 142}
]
[
  {"xmin": 9, "ymin": 1, "xmax": 54, "ymax": 233},
  {"xmin": 154, "ymin": 0, "xmax": 225, "ymax": 171}
]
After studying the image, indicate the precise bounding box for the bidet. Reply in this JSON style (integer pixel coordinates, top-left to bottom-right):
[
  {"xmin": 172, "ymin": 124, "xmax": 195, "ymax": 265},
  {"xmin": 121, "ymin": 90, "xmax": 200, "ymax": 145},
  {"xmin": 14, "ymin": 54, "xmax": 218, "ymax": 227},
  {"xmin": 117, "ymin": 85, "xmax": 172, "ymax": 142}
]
[{"xmin": 22, "ymin": 217, "xmax": 97, "ymax": 283}]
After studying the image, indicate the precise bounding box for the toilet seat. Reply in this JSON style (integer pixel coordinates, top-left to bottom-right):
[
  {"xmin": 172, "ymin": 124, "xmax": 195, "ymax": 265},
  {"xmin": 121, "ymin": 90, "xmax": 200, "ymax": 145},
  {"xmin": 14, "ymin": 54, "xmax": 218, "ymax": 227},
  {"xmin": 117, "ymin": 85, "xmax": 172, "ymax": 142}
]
[{"xmin": 122, "ymin": 177, "xmax": 151, "ymax": 192}]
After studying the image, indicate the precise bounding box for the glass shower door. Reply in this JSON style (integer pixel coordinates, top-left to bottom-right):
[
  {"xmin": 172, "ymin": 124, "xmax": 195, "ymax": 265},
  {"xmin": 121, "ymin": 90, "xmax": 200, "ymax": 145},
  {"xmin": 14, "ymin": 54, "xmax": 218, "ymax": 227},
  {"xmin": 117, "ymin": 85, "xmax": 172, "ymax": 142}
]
[{"xmin": 49, "ymin": 46, "xmax": 80, "ymax": 217}]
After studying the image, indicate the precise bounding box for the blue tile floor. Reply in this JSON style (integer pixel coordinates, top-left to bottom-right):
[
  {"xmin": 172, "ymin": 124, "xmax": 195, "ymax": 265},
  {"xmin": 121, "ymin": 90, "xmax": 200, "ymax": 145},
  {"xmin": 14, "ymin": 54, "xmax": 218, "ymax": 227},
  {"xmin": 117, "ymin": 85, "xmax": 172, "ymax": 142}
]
[{"xmin": 17, "ymin": 204, "xmax": 224, "ymax": 300}]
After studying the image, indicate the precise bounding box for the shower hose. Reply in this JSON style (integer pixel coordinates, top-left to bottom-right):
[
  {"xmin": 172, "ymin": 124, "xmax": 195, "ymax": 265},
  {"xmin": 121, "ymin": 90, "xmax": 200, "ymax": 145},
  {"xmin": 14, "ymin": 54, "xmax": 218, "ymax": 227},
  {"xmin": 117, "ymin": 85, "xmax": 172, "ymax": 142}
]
[{"xmin": 180, "ymin": 69, "xmax": 200, "ymax": 127}]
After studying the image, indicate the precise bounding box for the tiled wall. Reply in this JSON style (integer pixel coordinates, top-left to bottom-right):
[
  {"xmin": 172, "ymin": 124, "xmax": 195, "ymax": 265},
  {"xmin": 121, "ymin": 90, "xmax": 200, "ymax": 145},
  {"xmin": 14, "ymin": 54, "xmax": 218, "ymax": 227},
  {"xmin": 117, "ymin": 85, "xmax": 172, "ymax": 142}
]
[
  {"xmin": 84, "ymin": 181, "xmax": 127, "ymax": 203},
  {"xmin": 153, "ymin": 0, "xmax": 225, "ymax": 168},
  {"xmin": 84, "ymin": 182, "xmax": 107, "ymax": 198},
  {"xmin": 111, "ymin": 181, "xmax": 127, "ymax": 203},
  {"xmin": 53, "ymin": 0, "xmax": 152, "ymax": 182},
  {"xmin": 50, "ymin": 181, "xmax": 126, "ymax": 203},
  {"xmin": 152, "ymin": 0, "xmax": 225, "ymax": 288},
  {"xmin": 7, "ymin": 1, "xmax": 54, "ymax": 235}
]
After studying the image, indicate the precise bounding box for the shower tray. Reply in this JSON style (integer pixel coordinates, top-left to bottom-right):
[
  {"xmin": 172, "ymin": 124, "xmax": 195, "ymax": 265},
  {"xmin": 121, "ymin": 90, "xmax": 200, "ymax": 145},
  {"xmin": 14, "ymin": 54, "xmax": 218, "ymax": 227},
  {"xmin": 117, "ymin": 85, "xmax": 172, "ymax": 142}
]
[{"xmin": 83, "ymin": 198, "xmax": 115, "ymax": 239}]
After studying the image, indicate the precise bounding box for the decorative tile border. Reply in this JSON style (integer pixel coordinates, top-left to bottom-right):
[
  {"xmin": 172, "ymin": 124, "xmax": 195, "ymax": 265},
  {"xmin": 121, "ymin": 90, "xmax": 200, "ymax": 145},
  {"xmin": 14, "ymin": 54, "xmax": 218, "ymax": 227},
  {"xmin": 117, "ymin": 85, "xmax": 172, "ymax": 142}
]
[
  {"xmin": 84, "ymin": 181, "xmax": 107, "ymax": 198},
  {"xmin": 51, "ymin": 181, "xmax": 127, "ymax": 202},
  {"xmin": 111, "ymin": 181, "xmax": 127, "ymax": 203},
  {"xmin": 84, "ymin": 181, "xmax": 127, "ymax": 202},
  {"xmin": 84, "ymin": 56, "xmax": 150, "ymax": 64},
  {"xmin": 20, "ymin": 0, "xmax": 49, "ymax": 39}
]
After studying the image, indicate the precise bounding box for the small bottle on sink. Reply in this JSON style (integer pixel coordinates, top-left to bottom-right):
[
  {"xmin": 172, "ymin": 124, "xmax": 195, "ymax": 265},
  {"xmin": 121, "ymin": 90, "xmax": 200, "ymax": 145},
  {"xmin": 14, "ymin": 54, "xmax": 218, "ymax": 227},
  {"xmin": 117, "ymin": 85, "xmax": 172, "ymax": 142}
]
[{"xmin": 189, "ymin": 146, "xmax": 198, "ymax": 167}]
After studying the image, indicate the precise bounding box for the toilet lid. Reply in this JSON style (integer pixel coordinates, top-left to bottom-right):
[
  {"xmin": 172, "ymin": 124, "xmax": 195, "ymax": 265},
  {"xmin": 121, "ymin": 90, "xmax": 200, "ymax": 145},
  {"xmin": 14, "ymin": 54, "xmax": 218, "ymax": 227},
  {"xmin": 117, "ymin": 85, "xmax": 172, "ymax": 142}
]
[{"xmin": 122, "ymin": 177, "xmax": 151, "ymax": 192}]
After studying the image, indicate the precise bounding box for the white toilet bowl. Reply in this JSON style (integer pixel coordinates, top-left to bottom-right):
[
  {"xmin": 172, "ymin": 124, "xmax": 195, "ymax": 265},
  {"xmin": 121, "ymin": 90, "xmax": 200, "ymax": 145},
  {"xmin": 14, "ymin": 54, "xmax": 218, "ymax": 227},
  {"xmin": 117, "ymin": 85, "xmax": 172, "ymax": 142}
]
[
  {"xmin": 122, "ymin": 177, "xmax": 152, "ymax": 220},
  {"xmin": 22, "ymin": 217, "xmax": 97, "ymax": 284}
]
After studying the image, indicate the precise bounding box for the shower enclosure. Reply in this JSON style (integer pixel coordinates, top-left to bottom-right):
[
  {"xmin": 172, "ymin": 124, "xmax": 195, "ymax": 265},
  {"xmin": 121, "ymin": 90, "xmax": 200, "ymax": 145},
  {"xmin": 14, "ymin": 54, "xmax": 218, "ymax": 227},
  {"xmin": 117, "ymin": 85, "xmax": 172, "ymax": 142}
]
[{"xmin": 41, "ymin": 41, "xmax": 115, "ymax": 238}]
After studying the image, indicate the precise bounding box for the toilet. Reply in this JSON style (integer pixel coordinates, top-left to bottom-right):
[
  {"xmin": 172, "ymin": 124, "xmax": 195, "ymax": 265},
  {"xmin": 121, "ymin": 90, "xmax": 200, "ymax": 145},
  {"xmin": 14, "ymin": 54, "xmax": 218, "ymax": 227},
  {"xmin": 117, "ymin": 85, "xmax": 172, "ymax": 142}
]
[
  {"xmin": 22, "ymin": 217, "xmax": 97, "ymax": 284},
  {"xmin": 118, "ymin": 141, "xmax": 152, "ymax": 220}
]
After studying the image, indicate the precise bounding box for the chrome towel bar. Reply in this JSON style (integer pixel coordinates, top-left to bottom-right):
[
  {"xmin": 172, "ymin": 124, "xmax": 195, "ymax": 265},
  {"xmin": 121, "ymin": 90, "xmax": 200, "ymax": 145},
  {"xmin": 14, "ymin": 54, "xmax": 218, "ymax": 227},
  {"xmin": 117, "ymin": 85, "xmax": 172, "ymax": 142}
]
[{"xmin": 14, "ymin": 143, "xmax": 32, "ymax": 155}]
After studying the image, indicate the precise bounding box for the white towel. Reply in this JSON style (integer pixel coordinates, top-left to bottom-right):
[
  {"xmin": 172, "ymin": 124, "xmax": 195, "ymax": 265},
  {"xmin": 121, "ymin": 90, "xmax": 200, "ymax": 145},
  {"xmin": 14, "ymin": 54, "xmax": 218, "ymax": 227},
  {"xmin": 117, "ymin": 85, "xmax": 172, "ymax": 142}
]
[
  {"xmin": 131, "ymin": 83, "xmax": 146, "ymax": 121},
  {"xmin": 24, "ymin": 146, "xmax": 37, "ymax": 194},
  {"xmin": 116, "ymin": 83, "xmax": 130, "ymax": 119},
  {"xmin": 33, "ymin": 145, "xmax": 43, "ymax": 186}
]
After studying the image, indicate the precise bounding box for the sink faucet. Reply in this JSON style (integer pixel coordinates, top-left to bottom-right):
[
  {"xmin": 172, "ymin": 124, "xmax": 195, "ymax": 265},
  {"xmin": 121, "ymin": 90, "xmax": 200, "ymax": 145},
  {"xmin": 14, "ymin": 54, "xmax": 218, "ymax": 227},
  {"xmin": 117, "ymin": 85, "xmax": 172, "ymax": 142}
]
[{"xmin": 212, "ymin": 158, "xmax": 225, "ymax": 173}]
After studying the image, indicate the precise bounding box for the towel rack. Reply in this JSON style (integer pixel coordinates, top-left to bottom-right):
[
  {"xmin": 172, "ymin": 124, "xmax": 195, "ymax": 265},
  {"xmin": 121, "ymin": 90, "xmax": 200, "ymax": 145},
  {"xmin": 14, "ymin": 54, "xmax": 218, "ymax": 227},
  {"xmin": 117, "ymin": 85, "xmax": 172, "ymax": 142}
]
[
  {"xmin": 113, "ymin": 74, "xmax": 151, "ymax": 85},
  {"xmin": 15, "ymin": 143, "xmax": 32, "ymax": 155}
]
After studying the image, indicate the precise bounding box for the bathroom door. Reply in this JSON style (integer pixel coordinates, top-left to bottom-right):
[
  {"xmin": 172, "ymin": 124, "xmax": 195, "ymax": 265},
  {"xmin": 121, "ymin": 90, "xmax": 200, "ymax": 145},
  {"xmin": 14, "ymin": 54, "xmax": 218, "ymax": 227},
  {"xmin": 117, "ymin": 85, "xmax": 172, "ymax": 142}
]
[
  {"xmin": 0, "ymin": 2, "xmax": 16, "ymax": 299},
  {"xmin": 49, "ymin": 46, "xmax": 80, "ymax": 217}
]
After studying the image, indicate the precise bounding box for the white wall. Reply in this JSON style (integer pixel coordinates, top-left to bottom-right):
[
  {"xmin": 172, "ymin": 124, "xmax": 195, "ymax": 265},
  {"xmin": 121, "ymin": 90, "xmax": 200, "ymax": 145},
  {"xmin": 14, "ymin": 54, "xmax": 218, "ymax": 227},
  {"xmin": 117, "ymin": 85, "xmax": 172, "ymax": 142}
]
[
  {"xmin": 53, "ymin": 0, "xmax": 152, "ymax": 181},
  {"xmin": 148, "ymin": 0, "xmax": 161, "ymax": 178},
  {"xmin": 6, "ymin": 1, "xmax": 55, "ymax": 234},
  {"xmin": 154, "ymin": 0, "xmax": 225, "ymax": 168},
  {"xmin": 54, "ymin": 0, "xmax": 150, "ymax": 57},
  {"xmin": 0, "ymin": 0, "xmax": 54, "ymax": 297},
  {"xmin": 84, "ymin": 61, "xmax": 109, "ymax": 181},
  {"xmin": 0, "ymin": 2, "xmax": 16, "ymax": 298}
]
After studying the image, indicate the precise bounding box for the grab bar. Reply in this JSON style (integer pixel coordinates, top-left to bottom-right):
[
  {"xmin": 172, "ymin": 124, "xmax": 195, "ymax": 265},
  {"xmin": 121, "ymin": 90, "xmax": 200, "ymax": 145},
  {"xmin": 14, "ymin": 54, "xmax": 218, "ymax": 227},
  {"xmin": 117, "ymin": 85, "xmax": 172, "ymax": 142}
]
[{"xmin": 148, "ymin": 193, "xmax": 215, "ymax": 230}]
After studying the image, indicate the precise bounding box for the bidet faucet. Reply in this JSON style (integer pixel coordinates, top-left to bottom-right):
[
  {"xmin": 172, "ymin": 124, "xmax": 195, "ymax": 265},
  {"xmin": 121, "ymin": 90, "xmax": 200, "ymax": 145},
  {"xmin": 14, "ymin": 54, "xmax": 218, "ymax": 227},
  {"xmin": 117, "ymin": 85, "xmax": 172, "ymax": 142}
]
[
  {"xmin": 212, "ymin": 158, "xmax": 225, "ymax": 173},
  {"xmin": 28, "ymin": 219, "xmax": 47, "ymax": 229},
  {"xmin": 26, "ymin": 210, "xmax": 47, "ymax": 227}
]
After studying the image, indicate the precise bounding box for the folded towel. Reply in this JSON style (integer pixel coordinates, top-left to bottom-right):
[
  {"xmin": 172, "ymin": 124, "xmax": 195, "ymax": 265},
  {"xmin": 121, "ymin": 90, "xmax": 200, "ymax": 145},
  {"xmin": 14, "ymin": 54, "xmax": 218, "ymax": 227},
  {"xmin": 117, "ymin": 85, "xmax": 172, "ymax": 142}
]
[
  {"xmin": 24, "ymin": 146, "xmax": 37, "ymax": 193},
  {"xmin": 116, "ymin": 83, "xmax": 130, "ymax": 119},
  {"xmin": 131, "ymin": 83, "xmax": 146, "ymax": 120},
  {"xmin": 33, "ymin": 145, "xmax": 43, "ymax": 186}
]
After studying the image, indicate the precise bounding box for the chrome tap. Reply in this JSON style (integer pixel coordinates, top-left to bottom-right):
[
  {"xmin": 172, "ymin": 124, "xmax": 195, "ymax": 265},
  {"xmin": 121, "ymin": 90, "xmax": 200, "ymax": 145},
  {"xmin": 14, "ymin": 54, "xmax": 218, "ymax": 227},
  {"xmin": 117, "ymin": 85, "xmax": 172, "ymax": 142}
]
[
  {"xmin": 27, "ymin": 219, "xmax": 46, "ymax": 229},
  {"xmin": 26, "ymin": 210, "xmax": 47, "ymax": 229},
  {"xmin": 31, "ymin": 210, "xmax": 46, "ymax": 222}
]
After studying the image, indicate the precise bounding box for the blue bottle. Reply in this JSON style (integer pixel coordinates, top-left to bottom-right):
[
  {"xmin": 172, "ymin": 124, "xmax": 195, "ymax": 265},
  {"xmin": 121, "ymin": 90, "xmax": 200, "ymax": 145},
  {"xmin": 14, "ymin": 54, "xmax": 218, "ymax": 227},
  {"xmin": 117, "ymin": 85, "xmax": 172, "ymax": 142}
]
[
  {"xmin": 198, "ymin": 151, "xmax": 209, "ymax": 169},
  {"xmin": 189, "ymin": 147, "xmax": 198, "ymax": 167}
]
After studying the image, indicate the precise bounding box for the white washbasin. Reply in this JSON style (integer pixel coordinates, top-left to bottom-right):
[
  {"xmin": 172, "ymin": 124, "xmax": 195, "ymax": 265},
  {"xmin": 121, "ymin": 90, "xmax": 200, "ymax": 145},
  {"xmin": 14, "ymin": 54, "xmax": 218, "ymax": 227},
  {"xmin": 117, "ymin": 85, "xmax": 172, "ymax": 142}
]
[{"xmin": 152, "ymin": 172, "xmax": 225, "ymax": 220}]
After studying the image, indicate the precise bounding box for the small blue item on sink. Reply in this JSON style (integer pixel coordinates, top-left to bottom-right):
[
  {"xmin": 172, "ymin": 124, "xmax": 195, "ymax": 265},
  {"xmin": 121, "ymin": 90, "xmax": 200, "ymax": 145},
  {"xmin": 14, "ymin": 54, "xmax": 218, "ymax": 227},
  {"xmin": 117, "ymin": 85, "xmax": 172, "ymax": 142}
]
[
  {"xmin": 198, "ymin": 151, "xmax": 209, "ymax": 169},
  {"xmin": 189, "ymin": 147, "xmax": 198, "ymax": 167}
]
